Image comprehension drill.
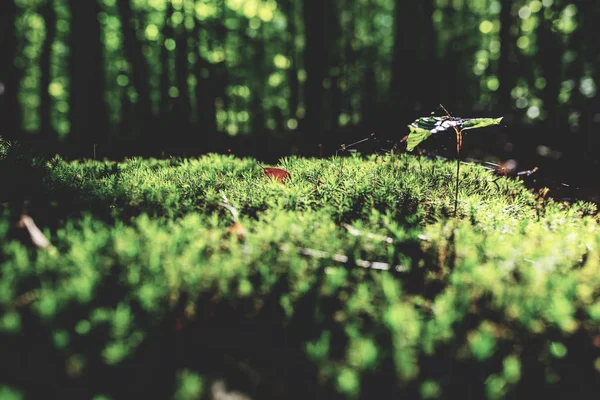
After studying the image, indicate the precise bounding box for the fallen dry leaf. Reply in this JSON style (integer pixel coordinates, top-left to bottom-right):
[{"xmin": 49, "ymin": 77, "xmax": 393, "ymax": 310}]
[{"xmin": 256, "ymin": 161, "xmax": 290, "ymax": 183}]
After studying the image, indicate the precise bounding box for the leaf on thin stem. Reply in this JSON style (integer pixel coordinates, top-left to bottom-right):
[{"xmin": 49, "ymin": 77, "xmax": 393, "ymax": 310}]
[{"xmin": 405, "ymin": 115, "xmax": 503, "ymax": 151}]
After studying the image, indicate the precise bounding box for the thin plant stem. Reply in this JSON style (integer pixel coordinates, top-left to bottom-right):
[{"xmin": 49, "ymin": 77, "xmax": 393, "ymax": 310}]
[
  {"xmin": 453, "ymin": 126, "xmax": 463, "ymax": 217},
  {"xmin": 439, "ymin": 104, "xmax": 461, "ymax": 217},
  {"xmin": 455, "ymin": 139, "xmax": 460, "ymax": 216},
  {"xmin": 93, "ymin": 143, "xmax": 97, "ymax": 181}
]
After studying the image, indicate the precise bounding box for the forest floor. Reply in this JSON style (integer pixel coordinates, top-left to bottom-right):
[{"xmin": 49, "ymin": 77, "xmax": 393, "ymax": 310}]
[{"xmin": 1, "ymin": 142, "xmax": 599, "ymax": 399}]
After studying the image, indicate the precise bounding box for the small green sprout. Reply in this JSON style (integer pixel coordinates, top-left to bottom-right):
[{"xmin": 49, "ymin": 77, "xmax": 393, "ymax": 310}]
[{"xmin": 405, "ymin": 105, "xmax": 503, "ymax": 215}]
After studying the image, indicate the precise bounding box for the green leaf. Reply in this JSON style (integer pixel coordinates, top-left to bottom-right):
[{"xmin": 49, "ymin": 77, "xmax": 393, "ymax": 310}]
[
  {"xmin": 461, "ymin": 117, "xmax": 503, "ymax": 131},
  {"xmin": 406, "ymin": 129, "xmax": 432, "ymax": 152}
]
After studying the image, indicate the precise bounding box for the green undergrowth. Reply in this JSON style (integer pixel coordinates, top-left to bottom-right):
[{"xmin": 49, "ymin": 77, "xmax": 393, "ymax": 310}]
[{"xmin": 1, "ymin": 141, "xmax": 599, "ymax": 399}]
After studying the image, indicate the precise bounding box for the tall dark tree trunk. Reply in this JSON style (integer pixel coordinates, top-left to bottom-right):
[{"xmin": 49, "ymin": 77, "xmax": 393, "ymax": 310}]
[
  {"xmin": 562, "ymin": 5, "xmax": 587, "ymax": 173},
  {"xmin": 390, "ymin": 0, "xmax": 420, "ymax": 123},
  {"xmin": 215, "ymin": 0, "xmax": 229, "ymax": 113},
  {"xmin": 250, "ymin": 27, "xmax": 266, "ymax": 135},
  {"xmin": 281, "ymin": 0, "xmax": 299, "ymax": 119},
  {"xmin": 361, "ymin": 0, "xmax": 377, "ymax": 132},
  {"xmin": 0, "ymin": 0, "xmax": 20, "ymax": 140},
  {"xmin": 193, "ymin": 60, "xmax": 218, "ymax": 149},
  {"xmin": 419, "ymin": 0, "xmax": 438, "ymax": 113},
  {"xmin": 437, "ymin": 4, "xmax": 457, "ymax": 109},
  {"xmin": 343, "ymin": 0, "xmax": 357, "ymax": 124},
  {"xmin": 302, "ymin": 0, "xmax": 328, "ymax": 151},
  {"xmin": 157, "ymin": 1, "xmax": 176, "ymax": 154},
  {"xmin": 159, "ymin": 1, "xmax": 175, "ymax": 119},
  {"xmin": 68, "ymin": 0, "xmax": 108, "ymax": 156},
  {"xmin": 455, "ymin": 1, "xmax": 478, "ymax": 112},
  {"xmin": 361, "ymin": 64, "xmax": 377, "ymax": 132},
  {"xmin": 498, "ymin": 0, "xmax": 514, "ymax": 115},
  {"xmin": 580, "ymin": 0, "xmax": 600, "ymax": 165},
  {"xmin": 582, "ymin": 2, "xmax": 600, "ymax": 96},
  {"xmin": 116, "ymin": 0, "xmax": 152, "ymax": 145},
  {"xmin": 327, "ymin": 1, "xmax": 342, "ymax": 135},
  {"xmin": 40, "ymin": 0, "xmax": 57, "ymax": 140},
  {"xmin": 192, "ymin": 2, "xmax": 218, "ymax": 149},
  {"xmin": 174, "ymin": 19, "xmax": 192, "ymax": 140},
  {"xmin": 537, "ymin": 5, "xmax": 563, "ymax": 149}
]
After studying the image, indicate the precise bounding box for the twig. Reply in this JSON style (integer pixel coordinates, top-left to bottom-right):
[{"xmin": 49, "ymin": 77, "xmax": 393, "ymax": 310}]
[
  {"xmin": 218, "ymin": 194, "xmax": 239, "ymax": 222},
  {"xmin": 342, "ymin": 223, "xmax": 394, "ymax": 244},
  {"xmin": 17, "ymin": 215, "xmax": 52, "ymax": 249},
  {"xmin": 335, "ymin": 133, "xmax": 376, "ymax": 156},
  {"xmin": 283, "ymin": 245, "xmax": 406, "ymax": 272}
]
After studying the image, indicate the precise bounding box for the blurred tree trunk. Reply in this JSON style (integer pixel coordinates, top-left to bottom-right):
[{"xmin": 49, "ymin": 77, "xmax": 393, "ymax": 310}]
[
  {"xmin": 455, "ymin": 1, "xmax": 478, "ymax": 112},
  {"xmin": 251, "ymin": 26, "xmax": 266, "ymax": 135},
  {"xmin": 498, "ymin": 0, "xmax": 514, "ymax": 114},
  {"xmin": 361, "ymin": 64, "xmax": 377, "ymax": 132},
  {"xmin": 328, "ymin": 1, "xmax": 342, "ymax": 134},
  {"xmin": 580, "ymin": 0, "xmax": 600, "ymax": 159},
  {"xmin": 565, "ymin": 3, "xmax": 589, "ymax": 169},
  {"xmin": 157, "ymin": 1, "xmax": 180, "ymax": 154},
  {"xmin": 390, "ymin": 0, "xmax": 421, "ymax": 122},
  {"xmin": 0, "ymin": 0, "xmax": 20, "ymax": 140},
  {"xmin": 280, "ymin": 0, "xmax": 299, "ymax": 119},
  {"xmin": 216, "ymin": 0, "xmax": 229, "ymax": 113},
  {"xmin": 68, "ymin": 0, "xmax": 108, "ymax": 156},
  {"xmin": 194, "ymin": 65, "xmax": 218, "ymax": 143},
  {"xmin": 419, "ymin": 0, "xmax": 438, "ymax": 113},
  {"xmin": 302, "ymin": 0, "xmax": 328, "ymax": 151},
  {"xmin": 119, "ymin": 85, "xmax": 134, "ymax": 152},
  {"xmin": 193, "ymin": 59, "xmax": 218, "ymax": 148},
  {"xmin": 116, "ymin": 0, "xmax": 152, "ymax": 142},
  {"xmin": 582, "ymin": 2, "xmax": 600, "ymax": 94},
  {"xmin": 192, "ymin": 4, "xmax": 217, "ymax": 148},
  {"xmin": 175, "ymin": 16, "xmax": 192, "ymax": 133},
  {"xmin": 342, "ymin": 0, "xmax": 357, "ymax": 128},
  {"xmin": 160, "ymin": 1, "xmax": 175, "ymax": 118},
  {"xmin": 537, "ymin": 4, "xmax": 563, "ymax": 148},
  {"xmin": 40, "ymin": 0, "xmax": 57, "ymax": 140},
  {"xmin": 437, "ymin": 4, "xmax": 456, "ymax": 109},
  {"xmin": 361, "ymin": 0, "xmax": 377, "ymax": 131}
]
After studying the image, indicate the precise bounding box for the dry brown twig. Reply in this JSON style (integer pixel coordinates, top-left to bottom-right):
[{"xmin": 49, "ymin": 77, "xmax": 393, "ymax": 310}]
[{"xmin": 17, "ymin": 215, "xmax": 52, "ymax": 249}]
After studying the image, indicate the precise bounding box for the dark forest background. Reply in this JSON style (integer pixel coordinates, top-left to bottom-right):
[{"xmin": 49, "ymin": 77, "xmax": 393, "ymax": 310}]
[{"xmin": 1, "ymin": 0, "xmax": 600, "ymax": 186}]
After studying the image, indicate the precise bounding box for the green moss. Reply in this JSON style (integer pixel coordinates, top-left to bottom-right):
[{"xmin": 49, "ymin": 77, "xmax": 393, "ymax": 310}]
[{"xmin": 0, "ymin": 152, "xmax": 599, "ymax": 399}]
